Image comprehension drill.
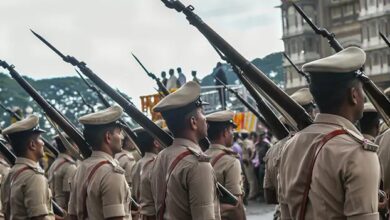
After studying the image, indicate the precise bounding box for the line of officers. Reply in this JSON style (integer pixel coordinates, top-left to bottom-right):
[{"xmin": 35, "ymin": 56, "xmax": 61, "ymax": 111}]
[{"xmin": 0, "ymin": 46, "xmax": 389, "ymax": 220}]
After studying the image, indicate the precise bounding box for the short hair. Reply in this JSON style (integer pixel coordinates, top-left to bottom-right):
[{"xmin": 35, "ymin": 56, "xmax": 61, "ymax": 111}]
[
  {"xmin": 309, "ymin": 72, "xmax": 360, "ymax": 113},
  {"xmin": 359, "ymin": 112, "xmax": 380, "ymax": 134},
  {"xmin": 134, "ymin": 129, "xmax": 155, "ymax": 156},
  {"xmin": 8, "ymin": 131, "xmax": 40, "ymax": 157},
  {"xmin": 161, "ymin": 71, "xmax": 166, "ymax": 77},
  {"xmin": 177, "ymin": 67, "xmax": 182, "ymax": 72},
  {"xmin": 162, "ymin": 107, "xmax": 198, "ymax": 136},
  {"xmin": 250, "ymin": 131, "xmax": 258, "ymax": 140},
  {"xmin": 169, "ymin": 69, "xmax": 174, "ymax": 75},
  {"xmin": 83, "ymin": 123, "xmax": 121, "ymax": 150},
  {"xmin": 207, "ymin": 122, "xmax": 231, "ymax": 141}
]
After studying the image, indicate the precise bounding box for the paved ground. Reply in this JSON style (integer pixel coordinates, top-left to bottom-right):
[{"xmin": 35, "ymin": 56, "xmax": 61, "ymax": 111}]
[{"xmin": 245, "ymin": 201, "xmax": 276, "ymax": 220}]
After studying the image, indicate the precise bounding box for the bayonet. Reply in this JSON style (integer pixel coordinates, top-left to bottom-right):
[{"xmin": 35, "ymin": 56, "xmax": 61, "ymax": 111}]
[
  {"xmin": 131, "ymin": 53, "xmax": 170, "ymax": 96},
  {"xmin": 76, "ymin": 90, "xmax": 95, "ymax": 113},
  {"xmin": 283, "ymin": 53, "xmax": 310, "ymax": 83},
  {"xmin": 380, "ymin": 32, "xmax": 390, "ymax": 48}
]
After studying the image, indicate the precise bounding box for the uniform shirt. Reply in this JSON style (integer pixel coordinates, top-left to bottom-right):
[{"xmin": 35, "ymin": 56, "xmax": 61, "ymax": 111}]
[
  {"xmin": 129, "ymin": 149, "xmax": 142, "ymax": 162},
  {"xmin": 47, "ymin": 153, "xmax": 77, "ymax": 209},
  {"xmin": 363, "ymin": 134, "xmax": 375, "ymax": 142},
  {"xmin": 241, "ymin": 139, "xmax": 254, "ymax": 161},
  {"xmin": 151, "ymin": 138, "xmax": 221, "ymax": 220},
  {"xmin": 68, "ymin": 151, "xmax": 131, "ymax": 220},
  {"xmin": 376, "ymin": 129, "xmax": 390, "ymax": 192},
  {"xmin": 166, "ymin": 75, "xmax": 178, "ymax": 91},
  {"xmin": 1, "ymin": 157, "xmax": 54, "ymax": 220},
  {"xmin": 0, "ymin": 157, "xmax": 10, "ymax": 218},
  {"xmin": 115, "ymin": 150, "xmax": 136, "ymax": 186},
  {"xmin": 263, "ymin": 136, "xmax": 289, "ymax": 192},
  {"xmin": 279, "ymin": 114, "xmax": 380, "ymax": 220},
  {"xmin": 205, "ymin": 144, "xmax": 242, "ymax": 195},
  {"xmin": 136, "ymin": 152, "xmax": 157, "ymax": 216}
]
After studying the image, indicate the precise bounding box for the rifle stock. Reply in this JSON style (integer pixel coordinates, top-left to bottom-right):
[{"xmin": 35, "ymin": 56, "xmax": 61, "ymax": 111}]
[
  {"xmin": 162, "ymin": 0, "xmax": 313, "ymax": 130},
  {"xmin": 293, "ymin": 3, "xmax": 390, "ymax": 126},
  {"xmin": 0, "ymin": 60, "xmax": 92, "ymax": 158}
]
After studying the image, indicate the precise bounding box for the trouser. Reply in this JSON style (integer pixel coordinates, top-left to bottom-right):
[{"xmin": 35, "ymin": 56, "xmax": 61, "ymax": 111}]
[{"xmin": 243, "ymin": 163, "xmax": 259, "ymax": 199}]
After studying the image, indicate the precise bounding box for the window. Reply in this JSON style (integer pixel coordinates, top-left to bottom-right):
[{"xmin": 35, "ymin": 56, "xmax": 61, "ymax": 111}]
[
  {"xmin": 369, "ymin": 0, "xmax": 376, "ymax": 6},
  {"xmin": 331, "ymin": 8, "xmax": 342, "ymax": 19},
  {"xmin": 369, "ymin": 22, "xmax": 378, "ymax": 38},
  {"xmin": 343, "ymin": 4, "xmax": 354, "ymax": 16}
]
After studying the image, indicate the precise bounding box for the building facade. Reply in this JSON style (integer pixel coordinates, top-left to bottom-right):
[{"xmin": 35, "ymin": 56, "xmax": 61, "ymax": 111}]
[{"xmin": 281, "ymin": 0, "xmax": 390, "ymax": 93}]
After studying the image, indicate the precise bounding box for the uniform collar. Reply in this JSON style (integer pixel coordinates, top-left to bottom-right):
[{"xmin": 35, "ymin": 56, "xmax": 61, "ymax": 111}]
[
  {"xmin": 58, "ymin": 153, "xmax": 75, "ymax": 163},
  {"xmin": 363, "ymin": 134, "xmax": 375, "ymax": 142},
  {"xmin": 144, "ymin": 152, "xmax": 157, "ymax": 159},
  {"xmin": 314, "ymin": 113, "xmax": 361, "ymax": 134},
  {"xmin": 91, "ymin": 150, "xmax": 115, "ymax": 162},
  {"xmin": 15, "ymin": 157, "xmax": 40, "ymax": 169},
  {"xmin": 209, "ymin": 144, "xmax": 228, "ymax": 151},
  {"xmin": 172, "ymin": 138, "xmax": 202, "ymax": 154}
]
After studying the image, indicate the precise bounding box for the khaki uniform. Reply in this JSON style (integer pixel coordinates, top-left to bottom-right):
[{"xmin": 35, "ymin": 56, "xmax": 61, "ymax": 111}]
[
  {"xmin": 115, "ymin": 150, "xmax": 136, "ymax": 187},
  {"xmin": 129, "ymin": 149, "xmax": 142, "ymax": 162},
  {"xmin": 279, "ymin": 114, "xmax": 380, "ymax": 219},
  {"xmin": 1, "ymin": 157, "xmax": 54, "ymax": 220},
  {"xmin": 131, "ymin": 152, "xmax": 157, "ymax": 216},
  {"xmin": 376, "ymin": 129, "xmax": 390, "ymax": 193},
  {"xmin": 151, "ymin": 138, "xmax": 221, "ymax": 220},
  {"xmin": 205, "ymin": 144, "xmax": 242, "ymax": 196},
  {"xmin": 363, "ymin": 134, "xmax": 375, "ymax": 142},
  {"xmin": 241, "ymin": 138, "xmax": 258, "ymax": 198},
  {"xmin": 0, "ymin": 158, "xmax": 10, "ymax": 220},
  {"xmin": 68, "ymin": 151, "xmax": 132, "ymax": 220},
  {"xmin": 47, "ymin": 153, "xmax": 77, "ymax": 209}
]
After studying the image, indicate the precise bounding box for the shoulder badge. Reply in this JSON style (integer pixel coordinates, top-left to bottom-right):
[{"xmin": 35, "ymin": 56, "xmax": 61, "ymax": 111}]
[
  {"xmin": 345, "ymin": 129, "xmax": 379, "ymax": 152},
  {"xmin": 223, "ymin": 149, "xmax": 239, "ymax": 159},
  {"xmin": 186, "ymin": 147, "xmax": 210, "ymax": 162},
  {"xmin": 113, "ymin": 165, "xmax": 125, "ymax": 174}
]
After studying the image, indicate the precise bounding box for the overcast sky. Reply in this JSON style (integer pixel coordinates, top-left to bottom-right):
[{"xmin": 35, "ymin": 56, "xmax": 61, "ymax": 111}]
[{"xmin": 0, "ymin": 0, "xmax": 283, "ymax": 106}]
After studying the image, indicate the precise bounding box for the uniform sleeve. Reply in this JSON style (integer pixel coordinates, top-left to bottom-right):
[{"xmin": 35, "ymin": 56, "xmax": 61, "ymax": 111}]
[
  {"xmin": 67, "ymin": 171, "xmax": 78, "ymax": 216},
  {"xmin": 376, "ymin": 132, "xmax": 390, "ymax": 192},
  {"xmin": 62, "ymin": 164, "xmax": 77, "ymax": 192},
  {"xmin": 188, "ymin": 162, "xmax": 219, "ymax": 220},
  {"xmin": 123, "ymin": 159, "xmax": 136, "ymax": 185},
  {"xmin": 131, "ymin": 161, "xmax": 141, "ymax": 199},
  {"xmin": 224, "ymin": 159, "xmax": 242, "ymax": 195},
  {"xmin": 140, "ymin": 163, "xmax": 156, "ymax": 216},
  {"xmin": 24, "ymin": 174, "xmax": 54, "ymax": 218},
  {"xmin": 344, "ymin": 151, "xmax": 380, "ymax": 220},
  {"xmin": 101, "ymin": 172, "xmax": 131, "ymax": 219}
]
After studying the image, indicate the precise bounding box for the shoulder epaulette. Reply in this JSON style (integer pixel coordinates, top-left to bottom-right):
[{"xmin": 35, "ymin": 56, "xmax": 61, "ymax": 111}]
[
  {"xmin": 222, "ymin": 149, "xmax": 239, "ymax": 159},
  {"xmin": 186, "ymin": 147, "xmax": 210, "ymax": 162},
  {"xmin": 345, "ymin": 129, "xmax": 379, "ymax": 152}
]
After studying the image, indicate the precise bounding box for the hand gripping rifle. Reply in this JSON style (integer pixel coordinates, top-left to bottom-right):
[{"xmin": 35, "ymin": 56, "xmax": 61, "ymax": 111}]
[
  {"xmin": 0, "ymin": 102, "xmax": 60, "ymax": 157},
  {"xmin": 31, "ymin": 30, "xmax": 238, "ymax": 206},
  {"xmin": 0, "ymin": 130, "xmax": 66, "ymax": 217},
  {"xmin": 215, "ymin": 77, "xmax": 289, "ymax": 139},
  {"xmin": 283, "ymin": 53, "xmax": 310, "ymax": 84},
  {"xmin": 293, "ymin": 3, "xmax": 390, "ymax": 127},
  {"xmin": 161, "ymin": 0, "xmax": 312, "ymax": 131},
  {"xmin": 380, "ymin": 32, "xmax": 390, "ymax": 48},
  {"xmin": 131, "ymin": 53, "xmax": 170, "ymax": 97},
  {"xmin": 75, "ymin": 70, "xmax": 142, "ymax": 156},
  {"xmin": 0, "ymin": 59, "xmax": 92, "ymax": 158}
]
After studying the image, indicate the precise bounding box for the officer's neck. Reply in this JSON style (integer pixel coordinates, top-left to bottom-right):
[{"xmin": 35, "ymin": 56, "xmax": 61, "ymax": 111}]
[{"xmin": 174, "ymin": 132, "xmax": 199, "ymax": 145}]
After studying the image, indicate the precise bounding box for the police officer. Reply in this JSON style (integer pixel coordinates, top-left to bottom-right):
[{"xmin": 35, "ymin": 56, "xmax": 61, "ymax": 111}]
[
  {"xmin": 1, "ymin": 115, "xmax": 55, "ymax": 219},
  {"xmin": 359, "ymin": 103, "xmax": 380, "ymax": 142},
  {"xmin": 115, "ymin": 135, "xmax": 136, "ymax": 191},
  {"xmin": 47, "ymin": 132, "xmax": 77, "ymax": 210},
  {"xmin": 68, "ymin": 105, "xmax": 132, "ymax": 220},
  {"xmin": 150, "ymin": 81, "xmax": 221, "ymax": 220},
  {"xmin": 205, "ymin": 110, "xmax": 245, "ymax": 220},
  {"xmin": 279, "ymin": 47, "xmax": 380, "ymax": 219},
  {"xmin": 131, "ymin": 127, "xmax": 162, "ymax": 220}
]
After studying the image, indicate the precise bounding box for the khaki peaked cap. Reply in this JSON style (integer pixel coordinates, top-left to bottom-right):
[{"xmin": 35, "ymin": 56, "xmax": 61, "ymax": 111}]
[
  {"xmin": 79, "ymin": 105, "xmax": 123, "ymax": 125},
  {"xmin": 153, "ymin": 81, "xmax": 207, "ymax": 113},
  {"xmin": 290, "ymin": 88, "xmax": 313, "ymax": 106},
  {"xmin": 302, "ymin": 47, "xmax": 366, "ymax": 73},
  {"xmin": 206, "ymin": 110, "xmax": 237, "ymax": 127},
  {"xmin": 2, "ymin": 114, "xmax": 45, "ymax": 135}
]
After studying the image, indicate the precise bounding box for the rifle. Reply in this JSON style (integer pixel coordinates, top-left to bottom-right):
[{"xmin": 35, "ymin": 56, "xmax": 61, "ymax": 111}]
[
  {"xmin": 283, "ymin": 53, "xmax": 310, "ymax": 84},
  {"xmin": 31, "ymin": 30, "xmax": 238, "ymax": 206},
  {"xmin": 0, "ymin": 103, "xmax": 60, "ymax": 157},
  {"xmin": 380, "ymin": 32, "xmax": 390, "ymax": 48},
  {"xmin": 215, "ymin": 77, "xmax": 289, "ymax": 139},
  {"xmin": 0, "ymin": 135, "xmax": 66, "ymax": 217},
  {"xmin": 131, "ymin": 53, "xmax": 170, "ymax": 96},
  {"xmin": 161, "ymin": 0, "xmax": 312, "ymax": 130},
  {"xmin": 0, "ymin": 59, "xmax": 92, "ymax": 158},
  {"xmin": 293, "ymin": 3, "xmax": 390, "ymax": 127},
  {"xmin": 75, "ymin": 90, "xmax": 95, "ymax": 113}
]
